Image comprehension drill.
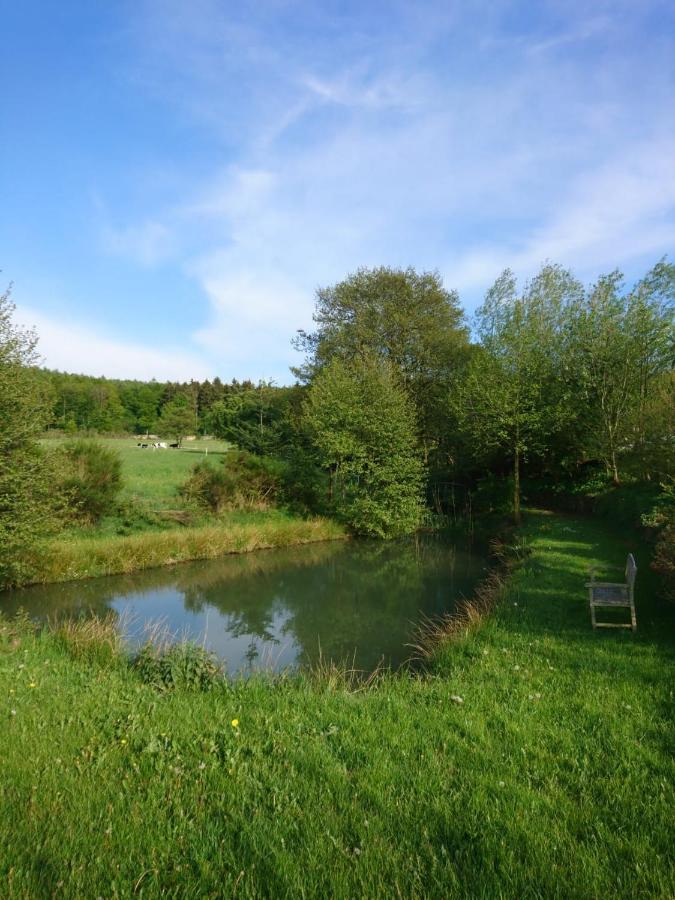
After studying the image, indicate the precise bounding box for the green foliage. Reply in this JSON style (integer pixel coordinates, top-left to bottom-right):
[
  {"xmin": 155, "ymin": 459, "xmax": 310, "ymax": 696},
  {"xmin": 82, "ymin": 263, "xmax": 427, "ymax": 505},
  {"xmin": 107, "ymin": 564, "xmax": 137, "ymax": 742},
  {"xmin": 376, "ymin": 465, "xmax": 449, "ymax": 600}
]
[
  {"xmin": 207, "ymin": 383, "xmax": 302, "ymax": 456},
  {"xmin": 569, "ymin": 261, "xmax": 674, "ymax": 483},
  {"xmin": 452, "ymin": 265, "xmax": 583, "ymax": 522},
  {"xmin": 134, "ymin": 641, "xmax": 222, "ymax": 691},
  {"xmin": 304, "ymin": 355, "xmax": 425, "ymax": 537},
  {"xmin": 180, "ymin": 451, "xmax": 283, "ymax": 513},
  {"xmin": 642, "ymin": 478, "xmax": 675, "ymax": 602},
  {"xmin": 0, "ymin": 284, "xmax": 56, "ymax": 587},
  {"xmin": 295, "ymin": 266, "xmax": 469, "ymax": 464},
  {"xmin": 56, "ymin": 439, "xmax": 123, "ymax": 524},
  {"xmin": 159, "ymin": 394, "xmax": 195, "ymax": 445}
]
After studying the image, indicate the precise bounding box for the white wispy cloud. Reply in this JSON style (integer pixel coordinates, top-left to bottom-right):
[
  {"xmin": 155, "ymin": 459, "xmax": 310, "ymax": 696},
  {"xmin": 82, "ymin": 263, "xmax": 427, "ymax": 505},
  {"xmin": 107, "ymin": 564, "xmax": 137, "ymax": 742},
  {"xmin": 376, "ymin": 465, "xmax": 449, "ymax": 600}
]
[
  {"xmin": 89, "ymin": 0, "xmax": 675, "ymax": 379},
  {"xmin": 16, "ymin": 307, "xmax": 211, "ymax": 382}
]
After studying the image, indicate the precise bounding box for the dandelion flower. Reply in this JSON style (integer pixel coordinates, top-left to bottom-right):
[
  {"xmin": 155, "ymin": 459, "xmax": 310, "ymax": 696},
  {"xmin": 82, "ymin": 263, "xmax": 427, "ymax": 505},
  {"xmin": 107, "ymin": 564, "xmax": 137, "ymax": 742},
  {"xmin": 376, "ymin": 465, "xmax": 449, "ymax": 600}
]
[
  {"xmin": 120, "ymin": 738, "xmax": 127, "ymax": 745},
  {"xmin": 231, "ymin": 719, "xmax": 239, "ymax": 728},
  {"xmin": 29, "ymin": 682, "xmax": 37, "ymax": 688}
]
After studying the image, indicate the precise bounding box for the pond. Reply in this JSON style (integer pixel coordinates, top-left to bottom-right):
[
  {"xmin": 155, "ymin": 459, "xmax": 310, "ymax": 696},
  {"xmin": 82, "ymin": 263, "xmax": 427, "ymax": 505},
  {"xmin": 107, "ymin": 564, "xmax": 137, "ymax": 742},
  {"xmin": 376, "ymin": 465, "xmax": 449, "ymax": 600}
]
[{"xmin": 0, "ymin": 535, "xmax": 487, "ymax": 674}]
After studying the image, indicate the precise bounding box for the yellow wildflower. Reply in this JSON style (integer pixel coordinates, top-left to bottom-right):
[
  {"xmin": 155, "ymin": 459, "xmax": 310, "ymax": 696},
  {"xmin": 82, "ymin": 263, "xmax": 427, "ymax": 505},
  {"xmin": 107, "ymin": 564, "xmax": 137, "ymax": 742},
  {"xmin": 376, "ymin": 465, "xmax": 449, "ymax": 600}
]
[
  {"xmin": 231, "ymin": 719, "xmax": 239, "ymax": 728},
  {"xmin": 28, "ymin": 682, "xmax": 37, "ymax": 689}
]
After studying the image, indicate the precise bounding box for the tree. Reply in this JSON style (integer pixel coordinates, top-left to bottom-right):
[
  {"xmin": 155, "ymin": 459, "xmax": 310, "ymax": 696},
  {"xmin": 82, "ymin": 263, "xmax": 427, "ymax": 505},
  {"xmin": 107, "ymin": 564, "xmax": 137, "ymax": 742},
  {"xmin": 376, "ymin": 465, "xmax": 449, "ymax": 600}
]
[
  {"xmin": 453, "ymin": 265, "xmax": 583, "ymax": 523},
  {"xmin": 294, "ymin": 266, "xmax": 468, "ymax": 461},
  {"xmin": 159, "ymin": 395, "xmax": 194, "ymax": 446},
  {"xmin": 0, "ymin": 283, "xmax": 55, "ymax": 586},
  {"xmin": 569, "ymin": 262, "xmax": 674, "ymax": 483},
  {"xmin": 304, "ymin": 355, "xmax": 425, "ymax": 538},
  {"xmin": 207, "ymin": 383, "xmax": 301, "ymax": 456}
]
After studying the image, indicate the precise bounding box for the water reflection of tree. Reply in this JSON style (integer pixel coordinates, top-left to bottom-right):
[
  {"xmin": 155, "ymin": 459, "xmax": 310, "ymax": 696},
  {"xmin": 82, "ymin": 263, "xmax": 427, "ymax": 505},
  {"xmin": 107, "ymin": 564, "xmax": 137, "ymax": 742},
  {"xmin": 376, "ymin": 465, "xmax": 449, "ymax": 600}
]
[{"xmin": 1, "ymin": 536, "xmax": 484, "ymax": 672}]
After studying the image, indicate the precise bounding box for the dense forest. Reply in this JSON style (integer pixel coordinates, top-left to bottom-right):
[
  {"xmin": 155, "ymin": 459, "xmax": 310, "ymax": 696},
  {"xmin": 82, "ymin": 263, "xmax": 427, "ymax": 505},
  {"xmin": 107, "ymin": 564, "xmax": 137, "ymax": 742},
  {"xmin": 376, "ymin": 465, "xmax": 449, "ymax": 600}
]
[{"xmin": 2, "ymin": 260, "xmax": 674, "ymax": 589}]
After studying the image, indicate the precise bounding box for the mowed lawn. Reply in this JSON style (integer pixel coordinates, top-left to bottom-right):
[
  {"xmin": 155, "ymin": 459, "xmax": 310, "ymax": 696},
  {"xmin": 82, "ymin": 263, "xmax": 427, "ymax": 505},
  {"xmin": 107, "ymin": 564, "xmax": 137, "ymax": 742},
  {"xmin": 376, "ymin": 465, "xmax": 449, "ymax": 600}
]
[
  {"xmin": 1, "ymin": 510, "xmax": 673, "ymax": 897},
  {"xmin": 42, "ymin": 437, "xmax": 231, "ymax": 510}
]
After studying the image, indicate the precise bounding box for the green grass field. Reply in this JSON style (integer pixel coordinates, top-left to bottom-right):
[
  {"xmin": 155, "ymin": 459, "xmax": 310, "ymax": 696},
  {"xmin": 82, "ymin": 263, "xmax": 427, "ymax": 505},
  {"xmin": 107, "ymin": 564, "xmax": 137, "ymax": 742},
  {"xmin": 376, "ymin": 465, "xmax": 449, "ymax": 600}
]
[
  {"xmin": 30, "ymin": 437, "xmax": 345, "ymax": 585},
  {"xmin": 42, "ymin": 436, "xmax": 232, "ymax": 512},
  {"xmin": 2, "ymin": 510, "xmax": 673, "ymax": 897}
]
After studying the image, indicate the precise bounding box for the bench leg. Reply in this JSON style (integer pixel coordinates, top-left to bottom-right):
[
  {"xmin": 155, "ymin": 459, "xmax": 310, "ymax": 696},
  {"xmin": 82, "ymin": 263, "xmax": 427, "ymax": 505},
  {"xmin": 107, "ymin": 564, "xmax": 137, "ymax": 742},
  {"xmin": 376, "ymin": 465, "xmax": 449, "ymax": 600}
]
[
  {"xmin": 590, "ymin": 603, "xmax": 597, "ymax": 630},
  {"xmin": 630, "ymin": 603, "xmax": 637, "ymax": 632}
]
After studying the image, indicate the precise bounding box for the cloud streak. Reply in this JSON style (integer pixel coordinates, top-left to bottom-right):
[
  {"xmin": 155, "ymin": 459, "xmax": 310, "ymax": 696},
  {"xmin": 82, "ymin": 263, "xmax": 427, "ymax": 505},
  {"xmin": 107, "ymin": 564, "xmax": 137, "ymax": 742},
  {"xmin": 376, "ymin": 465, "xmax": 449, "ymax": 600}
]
[
  {"xmin": 11, "ymin": 0, "xmax": 673, "ymax": 382},
  {"xmin": 16, "ymin": 307, "xmax": 211, "ymax": 382}
]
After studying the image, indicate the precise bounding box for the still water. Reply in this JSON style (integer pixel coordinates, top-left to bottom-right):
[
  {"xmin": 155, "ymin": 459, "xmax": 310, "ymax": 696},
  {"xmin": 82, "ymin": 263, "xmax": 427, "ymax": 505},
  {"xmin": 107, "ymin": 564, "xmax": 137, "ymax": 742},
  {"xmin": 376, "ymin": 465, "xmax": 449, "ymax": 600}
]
[{"xmin": 1, "ymin": 536, "xmax": 486, "ymax": 674}]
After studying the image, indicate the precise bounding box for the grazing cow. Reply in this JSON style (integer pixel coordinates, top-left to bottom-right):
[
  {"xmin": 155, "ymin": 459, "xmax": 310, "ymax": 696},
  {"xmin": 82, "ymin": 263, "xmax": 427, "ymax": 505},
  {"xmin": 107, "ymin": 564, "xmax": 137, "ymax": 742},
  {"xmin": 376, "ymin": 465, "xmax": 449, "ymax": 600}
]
[{"xmin": 169, "ymin": 442, "xmax": 179, "ymax": 449}]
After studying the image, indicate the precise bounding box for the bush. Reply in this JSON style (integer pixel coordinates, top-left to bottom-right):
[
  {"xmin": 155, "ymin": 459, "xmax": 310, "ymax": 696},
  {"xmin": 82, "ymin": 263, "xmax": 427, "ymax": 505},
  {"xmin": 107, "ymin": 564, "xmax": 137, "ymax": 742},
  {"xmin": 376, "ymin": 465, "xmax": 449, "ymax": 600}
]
[
  {"xmin": 56, "ymin": 439, "xmax": 123, "ymax": 524},
  {"xmin": 180, "ymin": 451, "xmax": 283, "ymax": 514},
  {"xmin": 642, "ymin": 479, "xmax": 675, "ymax": 602},
  {"xmin": 134, "ymin": 641, "xmax": 222, "ymax": 691}
]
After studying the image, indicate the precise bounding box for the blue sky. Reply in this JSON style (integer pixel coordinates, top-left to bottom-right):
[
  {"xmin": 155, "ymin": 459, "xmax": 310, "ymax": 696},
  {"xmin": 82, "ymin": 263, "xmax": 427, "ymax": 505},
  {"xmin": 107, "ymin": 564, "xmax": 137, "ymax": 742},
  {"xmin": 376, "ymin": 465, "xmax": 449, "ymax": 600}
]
[{"xmin": 3, "ymin": 0, "xmax": 674, "ymax": 383}]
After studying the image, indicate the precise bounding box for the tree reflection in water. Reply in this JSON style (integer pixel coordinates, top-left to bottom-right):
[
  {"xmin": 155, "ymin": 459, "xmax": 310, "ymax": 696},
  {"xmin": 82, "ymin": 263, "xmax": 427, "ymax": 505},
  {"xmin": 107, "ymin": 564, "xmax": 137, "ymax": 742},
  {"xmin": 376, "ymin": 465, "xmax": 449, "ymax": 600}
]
[{"xmin": 0, "ymin": 535, "xmax": 486, "ymax": 674}]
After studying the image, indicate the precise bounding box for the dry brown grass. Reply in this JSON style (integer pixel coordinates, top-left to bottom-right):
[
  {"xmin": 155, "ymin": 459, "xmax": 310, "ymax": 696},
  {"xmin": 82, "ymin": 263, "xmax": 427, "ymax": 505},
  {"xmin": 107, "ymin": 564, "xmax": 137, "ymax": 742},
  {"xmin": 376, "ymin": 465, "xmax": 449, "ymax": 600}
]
[{"xmin": 28, "ymin": 516, "xmax": 347, "ymax": 584}]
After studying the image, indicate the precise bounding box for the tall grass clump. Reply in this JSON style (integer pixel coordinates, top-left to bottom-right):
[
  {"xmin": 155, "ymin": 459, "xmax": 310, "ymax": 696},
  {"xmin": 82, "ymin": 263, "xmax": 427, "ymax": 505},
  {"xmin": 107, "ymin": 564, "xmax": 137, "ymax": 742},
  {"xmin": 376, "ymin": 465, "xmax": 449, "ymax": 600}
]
[
  {"xmin": 51, "ymin": 613, "xmax": 123, "ymax": 667},
  {"xmin": 411, "ymin": 532, "xmax": 529, "ymax": 659}
]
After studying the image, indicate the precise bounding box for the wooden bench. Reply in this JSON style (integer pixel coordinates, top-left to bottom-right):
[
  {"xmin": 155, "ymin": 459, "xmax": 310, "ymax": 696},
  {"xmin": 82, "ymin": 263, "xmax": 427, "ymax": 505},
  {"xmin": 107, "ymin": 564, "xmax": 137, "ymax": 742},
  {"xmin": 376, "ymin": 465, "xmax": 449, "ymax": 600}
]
[{"xmin": 586, "ymin": 554, "xmax": 637, "ymax": 631}]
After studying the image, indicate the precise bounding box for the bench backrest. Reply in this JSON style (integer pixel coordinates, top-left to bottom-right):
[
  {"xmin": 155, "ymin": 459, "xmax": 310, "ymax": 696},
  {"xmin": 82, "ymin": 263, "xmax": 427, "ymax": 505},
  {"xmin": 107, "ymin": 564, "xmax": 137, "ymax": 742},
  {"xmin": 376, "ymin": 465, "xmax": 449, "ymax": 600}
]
[{"xmin": 625, "ymin": 553, "xmax": 637, "ymax": 588}]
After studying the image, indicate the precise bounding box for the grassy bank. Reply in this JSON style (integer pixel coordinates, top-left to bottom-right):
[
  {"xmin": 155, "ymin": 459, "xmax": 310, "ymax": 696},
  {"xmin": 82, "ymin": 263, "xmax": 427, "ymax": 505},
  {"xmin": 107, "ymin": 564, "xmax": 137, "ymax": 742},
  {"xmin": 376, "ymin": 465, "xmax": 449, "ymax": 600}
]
[
  {"xmin": 28, "ymin": 437, "xmax": 347, "ymax": 584},
  {"xmin": 28, "ymin": 512, "xmax": 346, "ymax": 584},
  {"xmin": 1, "ymin": 510, "xmax": 673, "ymax": 897}
]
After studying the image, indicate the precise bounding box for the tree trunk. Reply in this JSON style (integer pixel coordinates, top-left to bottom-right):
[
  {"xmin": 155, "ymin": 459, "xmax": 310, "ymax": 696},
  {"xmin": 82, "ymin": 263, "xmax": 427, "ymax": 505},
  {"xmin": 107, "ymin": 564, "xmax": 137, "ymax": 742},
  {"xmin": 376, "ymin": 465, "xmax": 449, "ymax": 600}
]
[
  {"xmin": 610, "ymin": 448, "xmax": 620, "ymax": 485},
  {"xmin": 513, "ymin": 445, "xmax": 521, "ymax": 525}
]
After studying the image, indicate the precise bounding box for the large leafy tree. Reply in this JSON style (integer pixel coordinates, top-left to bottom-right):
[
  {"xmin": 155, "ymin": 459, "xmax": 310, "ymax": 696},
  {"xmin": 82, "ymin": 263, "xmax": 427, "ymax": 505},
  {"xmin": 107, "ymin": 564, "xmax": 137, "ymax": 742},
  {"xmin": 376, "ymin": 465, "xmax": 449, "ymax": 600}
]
[
  {"xmin": 304, "ymin": 355, "xmax": 425, "ymax": 538},
  {"xmin": 294, "ymin": 266, "xmax": 468, "ymax": 461},
  {"xmin": 453, "ymin": 265, "xmax": 583, "ymax": 523},
  {"xmin": 0, "ymin": 284, "xmax": 55, "ymax": 586},
  {"xmin": 570, "ymin": 262, "xmax": 674, "ymax": 483}
]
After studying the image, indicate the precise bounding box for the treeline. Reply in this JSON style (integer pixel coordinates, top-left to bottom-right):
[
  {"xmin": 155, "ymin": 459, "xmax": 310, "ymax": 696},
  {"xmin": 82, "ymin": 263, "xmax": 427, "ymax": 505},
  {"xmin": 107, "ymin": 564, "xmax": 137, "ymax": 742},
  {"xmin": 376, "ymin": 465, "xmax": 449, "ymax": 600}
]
[
  {"xmin": 1, "ymin": 259, "xmax": 673, "ymax": 588},
  {"xmin": 184, "ymin": 262, "xmax": 673, "ymax": 542},
  {"xmin": 36, "ymin": 370, "xmax": 266, "ymax": 435}
]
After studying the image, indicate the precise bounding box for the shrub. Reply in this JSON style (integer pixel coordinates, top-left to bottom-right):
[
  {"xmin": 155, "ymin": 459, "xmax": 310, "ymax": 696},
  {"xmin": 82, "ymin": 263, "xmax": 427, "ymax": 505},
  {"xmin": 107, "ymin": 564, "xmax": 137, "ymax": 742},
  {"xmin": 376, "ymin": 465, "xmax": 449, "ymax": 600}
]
[
  {"xmin": 642, "ymin": 479, "xmax": 675, "ymax": 602},
  {"xmin": 180, "ymin": 451, "xmax": 283, "ymax": 514},
  {"xmin": 56, "ymin": 439, "xmax": 123, "ymax": 524},
  {"xmin": 134, "ymin": 641, "xmax": 222, "ymax": 691}
]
